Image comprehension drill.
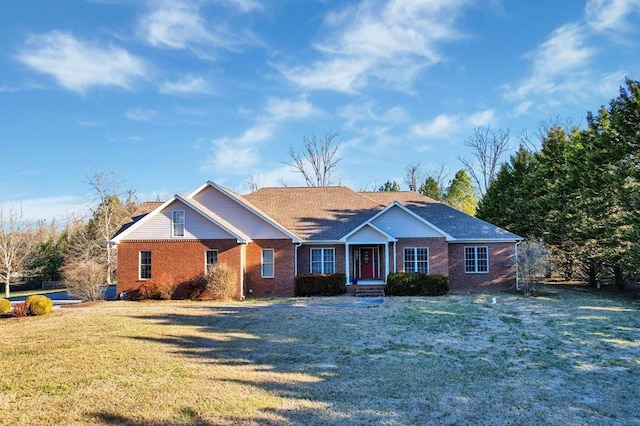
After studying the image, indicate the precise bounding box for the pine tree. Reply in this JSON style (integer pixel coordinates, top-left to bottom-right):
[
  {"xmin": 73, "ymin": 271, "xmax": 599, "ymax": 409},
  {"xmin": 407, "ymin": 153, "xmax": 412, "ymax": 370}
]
[{"xmin": 445, "ymin": 170, "xmax": 477, "ymax": 215}]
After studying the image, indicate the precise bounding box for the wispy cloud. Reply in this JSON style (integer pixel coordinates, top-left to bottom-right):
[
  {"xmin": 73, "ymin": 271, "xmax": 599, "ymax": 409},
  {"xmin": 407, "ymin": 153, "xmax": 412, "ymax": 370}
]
[
  {"xmin": 139, "ymin": 0, "xmax": 257, "ymax": 59},
  {"xmin": 503, "ymin": 23, "xmax": 597, "ymax": 114},
  {"xmin": 413, "ymin": 113, "xmax": 461, "ymax": 138},
  {"xmin": 159, "ymin": 74, "xmax": 212, "ymax": 94},
  {"xmin": 279, "ymin": 0, "xmax": 468, "ymax": 93},
  {"xmin": 17, "ymin": 31, "xmax": 148, "ymax": 93},
  {"xmin": 125, "ymin": 108, "xmax": 158, "ymax": 122},
  {"xmin": 202, "ymin": 96, "xmax": 320, "ymax": 174},
  {"xmin": 585, "ymin": 0, "xmax": 640, "ymax": 33}
]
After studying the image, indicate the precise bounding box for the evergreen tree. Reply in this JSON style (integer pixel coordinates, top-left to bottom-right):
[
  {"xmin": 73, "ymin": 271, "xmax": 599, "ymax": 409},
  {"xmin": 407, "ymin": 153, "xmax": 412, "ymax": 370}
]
[
  {"xmin": 445, "ymin": 170, "xmax": 477, "ymax": 215},
  {"xmin": 418, "ymin": 176, "xmax": 443, "ymax": 200},
  {"xmin": 378, "ymin": 180, "xmax": 400, "ymax": 191}
]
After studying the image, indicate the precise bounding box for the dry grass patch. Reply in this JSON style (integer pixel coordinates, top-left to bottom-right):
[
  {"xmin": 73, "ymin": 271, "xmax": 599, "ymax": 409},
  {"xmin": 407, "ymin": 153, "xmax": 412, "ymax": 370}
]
[{"xmin": 1, "ymin": 287, "xmax": 640, "ymax": 424}]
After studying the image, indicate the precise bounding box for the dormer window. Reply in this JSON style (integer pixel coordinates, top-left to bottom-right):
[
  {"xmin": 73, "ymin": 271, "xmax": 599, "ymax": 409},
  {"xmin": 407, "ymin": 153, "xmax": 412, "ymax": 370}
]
[{"xmin": 172, "ymin": 210, "xmax": 185, "ymax": 237}]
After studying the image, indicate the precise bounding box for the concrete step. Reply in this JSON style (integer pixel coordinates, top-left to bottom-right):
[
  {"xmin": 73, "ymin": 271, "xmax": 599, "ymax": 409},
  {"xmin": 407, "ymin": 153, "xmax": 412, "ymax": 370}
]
[{"xmin": 355, "ymin": 285, "xmax": 385, "ymax": 297}]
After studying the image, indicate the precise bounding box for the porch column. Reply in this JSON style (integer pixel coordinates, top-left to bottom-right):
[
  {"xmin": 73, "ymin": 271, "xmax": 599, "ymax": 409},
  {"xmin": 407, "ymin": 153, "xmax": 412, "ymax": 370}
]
[
  {"xmin": 385, "ymin": 242, "xmax": 390, "ymax": 283},
  {"xmin": 345, "ymin": 242, "xmax": 350, "ymax": 285}
]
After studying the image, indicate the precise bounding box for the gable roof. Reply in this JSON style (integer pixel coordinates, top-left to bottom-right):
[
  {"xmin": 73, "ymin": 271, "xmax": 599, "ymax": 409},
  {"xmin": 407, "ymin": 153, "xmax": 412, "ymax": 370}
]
[
  {"xmin": 110, "ymin": 195, "xmax": 251, "ymax": 243},
  {"xmin": 361, "ymin": 191, "xmax": 522, "ymax": 241},
  {"xmin": 190, "ymin": 181, "xmax": 300, "ymax": 242},
  {"xmin": 244, "ymin": 186, "xmax": 381, "ymax": 241}
]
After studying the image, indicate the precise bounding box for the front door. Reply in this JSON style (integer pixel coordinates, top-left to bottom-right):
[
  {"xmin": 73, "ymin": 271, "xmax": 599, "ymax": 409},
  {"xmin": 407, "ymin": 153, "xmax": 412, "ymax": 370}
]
[{"xmin": 360, "ymin": 248, "xmax": 375, "ymax": 279}]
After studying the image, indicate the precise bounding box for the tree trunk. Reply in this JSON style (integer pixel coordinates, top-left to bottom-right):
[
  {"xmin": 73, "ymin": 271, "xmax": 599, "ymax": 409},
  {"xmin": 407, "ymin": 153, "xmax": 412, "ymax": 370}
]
[
  {"xmin": 4, "ymin": 277, "xmax": 9, "ymax": 298},
  {"xmin": 613, "ymin": 263, "xmax": 625, "ymax": 291}
]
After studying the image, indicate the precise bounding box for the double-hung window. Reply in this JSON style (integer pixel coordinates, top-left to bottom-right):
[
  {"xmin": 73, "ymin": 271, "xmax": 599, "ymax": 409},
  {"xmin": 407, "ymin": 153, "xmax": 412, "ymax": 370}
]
[
  {"xmin": 404, "ymin": 247, "xmax": 429, "ymax": 273},
  {"xmin": 262, "ymin": 249, "xmax": 274, "ymax": 278},
  {"xmin": 172, "ymin": 210, "xmax": 185, "ymax": 237},
  {"xmin": 205, "ymin": 250, "xmax": 218, "ymax": 272},
  {"xmin": 139, "ymin": 251, "xmax": 152, "ymax": 280},
  {"xmin": 310, "ymin": 248, "xmax": 335, "ymax": 274},
  {"xmin": 465, "ymin": 246, "xmax": 489, "ymax": 273}
]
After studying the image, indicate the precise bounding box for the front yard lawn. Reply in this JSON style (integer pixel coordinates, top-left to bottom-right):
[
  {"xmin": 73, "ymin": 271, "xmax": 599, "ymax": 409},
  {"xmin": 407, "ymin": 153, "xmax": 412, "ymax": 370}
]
[{"xmin": 1, "ymin": 286, "xmax": 639, "ymax": 424}]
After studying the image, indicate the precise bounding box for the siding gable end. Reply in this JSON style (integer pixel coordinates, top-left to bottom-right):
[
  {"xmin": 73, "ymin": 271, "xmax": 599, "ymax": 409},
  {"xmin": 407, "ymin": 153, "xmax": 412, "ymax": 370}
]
[{"xmin": 371, "ymin": 204, "xmax": 448, "ymax": 239}]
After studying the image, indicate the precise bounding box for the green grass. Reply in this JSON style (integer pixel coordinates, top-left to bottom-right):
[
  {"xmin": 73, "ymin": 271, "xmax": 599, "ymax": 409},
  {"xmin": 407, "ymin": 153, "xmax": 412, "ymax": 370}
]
[{"xmin": 1, "ymin": 287, "xmax": 639, "ymax": 424}]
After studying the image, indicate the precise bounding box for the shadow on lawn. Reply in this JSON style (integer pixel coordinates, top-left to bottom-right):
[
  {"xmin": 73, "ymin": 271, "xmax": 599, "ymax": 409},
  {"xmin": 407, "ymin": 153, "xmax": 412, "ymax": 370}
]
[{"xmin": 94, "ymin": 303, "xmax": 396, "ymax": 425}]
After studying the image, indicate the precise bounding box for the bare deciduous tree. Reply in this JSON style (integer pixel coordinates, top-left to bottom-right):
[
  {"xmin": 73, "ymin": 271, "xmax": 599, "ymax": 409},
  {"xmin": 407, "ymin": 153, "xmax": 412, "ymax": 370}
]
[
  {"xmin": 459, "ymin": 125, "xmax": 511, "ymax": 195},
  {"xmin": 247, "ymin": 172, "xmax": 266, "ymax": 192},
  {"xmin": 0, "ymin": 206, "xmax": 40, "ymax": 298},
  {"xmin": 405, "ymin": 163, "xmax": 422, "ymax": 191},
  {"xmin": 66, "ymin": 171, "xmax": 138, "ymax": 285},
  {"xmin": 285, "ymin": 131, "xmax": 342, "ymax": 187},
  {"xmin": 517, "ymin": 239, "xmax": 551, "ymax": 296}
]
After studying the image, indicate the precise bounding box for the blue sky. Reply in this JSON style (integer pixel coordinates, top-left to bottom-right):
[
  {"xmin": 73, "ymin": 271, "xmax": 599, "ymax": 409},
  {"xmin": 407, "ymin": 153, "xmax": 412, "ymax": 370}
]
[{"xmin": 1, "ymin": 0, "xmax": 639, "ymax": 222}]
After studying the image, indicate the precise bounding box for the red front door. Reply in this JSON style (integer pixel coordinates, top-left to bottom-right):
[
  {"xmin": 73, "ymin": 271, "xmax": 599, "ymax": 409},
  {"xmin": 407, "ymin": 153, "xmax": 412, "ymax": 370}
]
[{"xmin": 360, "ymin": 248, "xmax": 375, "ymax": 279}]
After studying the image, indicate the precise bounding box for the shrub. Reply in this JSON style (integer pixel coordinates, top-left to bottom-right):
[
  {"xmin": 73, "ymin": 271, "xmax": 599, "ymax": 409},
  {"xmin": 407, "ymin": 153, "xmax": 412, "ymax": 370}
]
[
  {"xmin": 25, "ymin": 295, "xmax": 53, "ymax": 315},
  {"xmin": 12, "ymin": 302, "xmax": 28, "ymax": 317},
  {"xmin": 137, "ymin": 282, "xmax": 157, "ymax": 300},
  {"xmin": 386, "ymin": 273, "xmax": 449, "ymax": 296},
  {"xmin": 63, "ymin": 260, "xmax": 107, "ymax": 301},
  {"xmin": 0, "ymin": 298, "xmax": 11, "ymax": 315},
  {"xmin": 184, "ymin": 275, "xmax": 207, "ymax": 300},
  {"xmin": 295, "ymin": 273, "xmax": 347, "ymax": 296},
  {"xmin": 205, "ymin": 264, "xmax": 238, "ymax": 300}
]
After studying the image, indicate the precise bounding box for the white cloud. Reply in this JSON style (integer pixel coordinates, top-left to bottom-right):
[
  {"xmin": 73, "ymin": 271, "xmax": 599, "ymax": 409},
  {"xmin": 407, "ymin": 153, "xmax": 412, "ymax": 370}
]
[
  {"xmin": 201, "ymin": 96, "xmax": 319, "ymax": 173},
  {"xmin": 503, "ymin": 23, "xmax": 596, "ymax": 109},
  {"xmin": 139, "ymin": 0, "xmax": 256, "ymax": 58},
  {"xmin": 159, "ymin": 75, "xmax": 211, "ymax": 94},
  {"xmin": 413, "ymin": 114, "xmax": 460, "ymax": 138},
  {"xmin": 279, "ymin": 0, "xmax": 468, "ymax": 92},
  {"xmin": 337, "ymin": 102, "xmax": 408, "ymax": 127},
  {"xmin": 125, "ymin": 108, "xmax": 158, "ymax": 122},
  {"xmin": 1, "ymin": 196, "xmax": 88, "ymax": 222},
  {"xmin": 221, "ymin": 0, "xmax": 263, "ymax": 13},
  {"xmin": 264, "ymin": 96, "xmax": 319, "ymax": 121},
  {"xmin": 585, "ymin": 0, "xmax": 640, "ymax": 32},
  {"xmin": 466, "ymin": 109, "xmax": 495, "ymax": 127},
  {"xmin": 17, "ymin": 31, "xmax": 148, "ymax": 93}
]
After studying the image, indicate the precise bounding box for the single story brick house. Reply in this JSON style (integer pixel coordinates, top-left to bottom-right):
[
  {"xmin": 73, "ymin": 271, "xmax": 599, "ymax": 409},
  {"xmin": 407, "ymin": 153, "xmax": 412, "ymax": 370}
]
[{"xmin": 110, "ymin": 181, "xmax": 522, "ymax": 298}]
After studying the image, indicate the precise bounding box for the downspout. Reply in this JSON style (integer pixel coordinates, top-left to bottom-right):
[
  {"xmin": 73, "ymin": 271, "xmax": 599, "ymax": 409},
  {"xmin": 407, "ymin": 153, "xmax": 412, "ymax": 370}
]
[
  {"xmin": 345, "ymin": 242, "xmax": 350, "ymax": 286},
  {"xmin": 393, "ymin": 242, "xmax": 397, "ymax": 273},
  {"xmin": 240, "ymin": 242, "xmax": 248, "ymax": 300},
  {"xmin": 294, "ymin": 241, "xmax": 302, "ymax": 276},
  {"xmin": 514, "ymin": 241, "xmax": 520, "ymax": 291}
]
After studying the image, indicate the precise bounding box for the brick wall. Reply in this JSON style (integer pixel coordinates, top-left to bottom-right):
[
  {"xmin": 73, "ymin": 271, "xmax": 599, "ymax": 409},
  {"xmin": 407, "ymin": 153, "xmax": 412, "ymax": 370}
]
[
  {"xmin": 116, "ymin": 239, "xmax": 241, "ymax": 297},
  {"xmin": 245, "ymin": 239, "xmax": 296, "ymax": 297},
  {"xmin": 297, "ymin": 244, "xmax": 346, "ymax": 275},
  {"xmin": 447, "ymin": 242, "xmax": 517, "ymax": 292},
  {"xmin": 395, "ymin": 237, "xmax": 449, "ymax": 276}
]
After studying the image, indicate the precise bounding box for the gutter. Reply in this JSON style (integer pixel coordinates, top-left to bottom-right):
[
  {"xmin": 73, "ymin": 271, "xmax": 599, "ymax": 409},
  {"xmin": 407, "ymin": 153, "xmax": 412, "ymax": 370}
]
[{"xmin": 294, "ymin": 241, "xmax": 303, "ymax": 276}]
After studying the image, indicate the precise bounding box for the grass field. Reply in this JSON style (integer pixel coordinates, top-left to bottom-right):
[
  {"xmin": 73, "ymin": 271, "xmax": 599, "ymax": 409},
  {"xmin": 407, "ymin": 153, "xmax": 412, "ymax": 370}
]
[{"xmin": 1, "ymin": 287, "xmax": 639, "ymax": 425}]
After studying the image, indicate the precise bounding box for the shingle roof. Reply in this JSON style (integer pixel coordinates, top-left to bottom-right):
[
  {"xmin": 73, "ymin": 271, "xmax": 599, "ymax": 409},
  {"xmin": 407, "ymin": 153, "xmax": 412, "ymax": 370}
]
[
  {"xmin": 246, "ymin": 187, "xmax": 521, "ymax": 242},
  {"xmin": 361, "ymin": 191, "xmax": 522, "ymax": 241},
  {"xmin": 244, "ymin": 186, "xmax": 382, "ymax": 240}
]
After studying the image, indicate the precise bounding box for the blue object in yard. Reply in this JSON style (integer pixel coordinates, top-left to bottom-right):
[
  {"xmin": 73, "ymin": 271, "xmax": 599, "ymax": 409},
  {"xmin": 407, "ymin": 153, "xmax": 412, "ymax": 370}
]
[{"xmin": 351, "ymin": 277, "xmax": 358, "ymax": 285}]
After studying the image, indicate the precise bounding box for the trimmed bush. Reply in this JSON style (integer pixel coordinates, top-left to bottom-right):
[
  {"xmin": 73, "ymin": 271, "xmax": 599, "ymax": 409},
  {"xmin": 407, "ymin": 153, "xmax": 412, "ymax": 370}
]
[
  {"xmin": 386, "ymin": 273, "xmax": 449, "ymax": 296},
  {"xmin": 12, "ymin": 302, "xmax": 28, "ymax": 317},
  {"xmin": 25, "ymin": 295, "xmax": 53, "ymax": 315},
  {"xmin": 0, "ymin": 298, "xmax": 11, "ymax": 315},
  {"xmin": 295, "ymin": 273, "xmax": 346, "ymax": 297},
  {"xmin": 205, "ymin": 264, "xmax": 237, "ymax": 300},
  {"xmin": 184, "ymin": 275, "xmax": 207, "ymax": 300}
]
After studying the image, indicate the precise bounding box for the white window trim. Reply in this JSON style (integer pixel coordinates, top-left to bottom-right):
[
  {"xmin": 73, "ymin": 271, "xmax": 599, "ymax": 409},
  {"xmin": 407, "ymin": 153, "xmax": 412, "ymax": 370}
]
[
  {"xmin": 172, "ymin": 210, "xmax": 185, "ymax": 237},
  {"xmin": 464, "ymin": 246, "xmax": 489, "ymax": 274},
  {"xmin": 310, "ymin": 247, "xmax": 336, "ymax": 274},
  {"xmin": 403, "ymin": 247, "xmax": 429, "ymax": 274},
  {"xmin": 205, "ymin": 249, "xmax": 218, "ymax": 272},
  {"xmin": 262, "ymin": 248, "xmax": 275, "ymax": 278},
  {"xmin": 139, "ymin": 250, "xmax": 151, "ymax": 280}
]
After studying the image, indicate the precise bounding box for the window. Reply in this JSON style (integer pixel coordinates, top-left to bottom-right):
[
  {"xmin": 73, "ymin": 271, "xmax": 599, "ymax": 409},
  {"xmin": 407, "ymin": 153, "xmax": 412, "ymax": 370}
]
[
  {"xmin": 172, "ymin": 210, "xmax": 185, "ymax": 237},
  {"xmin": 310, "ymin": 248, "xmax": 335, "ymax": 274},
  {"xmin": 262, "ymin": 249, "xmax": 274, "ymax": 278},
  {"xmin": 404, "ymin": 247, "xmax": 429, "ymax": 273},
  {"xmin": 465, "ymin": 246, "xmax": 489, "ymax": 273},
  {"xmin": 205, "ymin": 250, "xmax": 218, "ymax": 272},
  {"xmin": 139, "ymin": 251, "xmax": 151, "ymax": 280}
]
